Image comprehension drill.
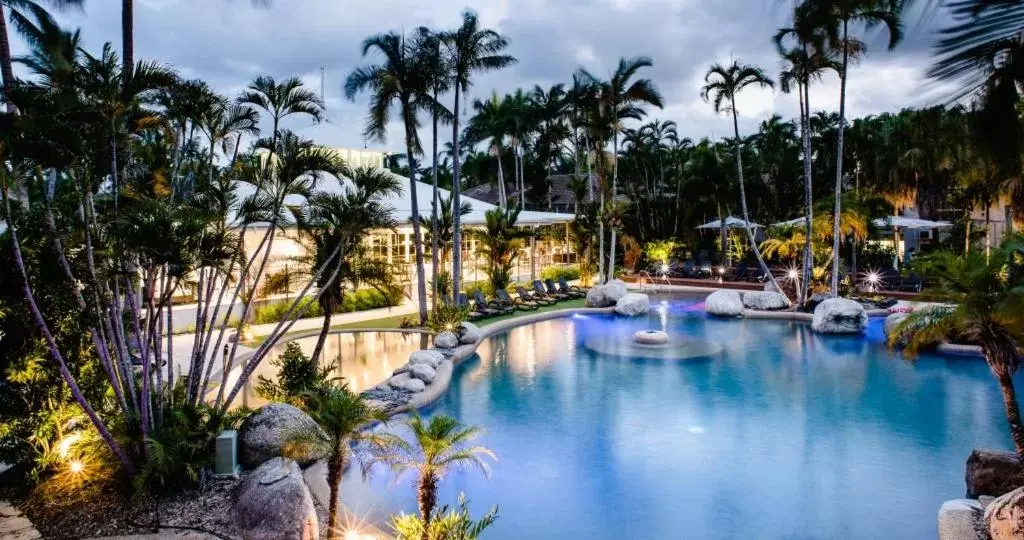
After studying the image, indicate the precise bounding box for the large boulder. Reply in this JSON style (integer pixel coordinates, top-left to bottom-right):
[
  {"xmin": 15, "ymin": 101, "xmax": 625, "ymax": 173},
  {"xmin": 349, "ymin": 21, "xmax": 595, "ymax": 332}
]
[
  {"xmin": 986, "ymin": 486, "xmax": 1024, "ymax": 540},
  {"xmin": 938, "ymin": 499, "xmax": 985, "ymax": 540},
  {"xmin": 239, "ymin": 403, "xmax": 327, "ymax": 469},
  {"xmin": 811, "ymin": 298, "xmax": 868, "ymax": 334},
  {"xmin": 459, "ymin": 322, "xmax": 482, "ymax": 344},
  {"xmin": 803, "ymin": 292, "xmax": 833, "ymax": 313},
  {"xmin": 409, "ymin": 349, "xmax": 445, "ymax": 369},
  {"xmin": 605, "ymin": 279, "xmax": 628, "ymax": 301},
  {"xmin": 388, "ymin": 373, "xmax": 426, "ymax": 393},
  {"xmin": 705, "ymin": 290, "xmax": 744, "ymax": 317},
  {"xmin": 233, "ymin": 458, "xmax": 318, "ymax": 540},
  {"xmin": 615, "ymin": 293, "xmax": 650, "ymax": 317},
  {"xmin": 408, "ymin": 363, "xmax": 437, "ymax": 384},
  {"xmin": 966, "ymin": 449, "xmax": 1024, "ymax": 498},
  {"xmin": 742, "ymin": 291, "xmax": 789, "ymax": 311},
  {"xmin": 585, "ymin": 279, "xmax": 630, "ymax": 307},
  {"xmin": 433, "ymin": 331, "xmax": 459, "ymax": 350}
]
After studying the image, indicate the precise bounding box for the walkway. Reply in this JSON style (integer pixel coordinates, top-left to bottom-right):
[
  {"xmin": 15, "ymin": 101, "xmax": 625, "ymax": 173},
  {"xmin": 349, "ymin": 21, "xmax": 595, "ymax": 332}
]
[{"xmin": 0, "ymin": 501, "xmax": 40, "ymax": 540}]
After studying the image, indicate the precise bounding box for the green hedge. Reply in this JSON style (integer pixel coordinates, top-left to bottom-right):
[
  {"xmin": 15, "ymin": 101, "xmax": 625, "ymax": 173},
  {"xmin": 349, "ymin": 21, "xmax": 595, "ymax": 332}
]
[
  {"xmin": 253, "ymin": 288, "xmax": 401, "ymax": 325},
  {"xmin": 540, "ymin": 266, "xmax": 580, "ymax": 282}
]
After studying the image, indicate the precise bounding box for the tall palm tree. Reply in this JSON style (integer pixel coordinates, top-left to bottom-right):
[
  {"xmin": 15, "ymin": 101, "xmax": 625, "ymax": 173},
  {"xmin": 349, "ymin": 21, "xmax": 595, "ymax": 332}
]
[
  {"xmin": 464, "ymin": 92, "xmax": 511, "ymax": 208},
  {"xmin": 889, "ymin": 243, "xmax": 1024, "ymax": 458},
  {"xmin": 346, "ymin": 31, "xmax": 430, "ymax": 325},
  {"xmin": 375, "ymin": 414, "xmax": 496, "ymax": 536},
  {"xmin": 816, "ymin": 0, "xmax": 903, "ymax": 295},
  {"xmin": 300, "ymin": 385, "xmax": 391, "ymax": 540},
  {"xmin": 418, "ymin": 193, "xmax": 472, "ymax": 273},
  {"xmin": 702, "ymin": 61, "xmax": 787, "ymax": 300},
  {"xmin": 578, "ymin": 57, "xmax": 663, "ymax": 282},
  {"xmin": 0, "ymin": 0, "xmax": 83, "ymax": 105},
  {"xmin": 442, "ymin": 10, "xmax": 516, "ymax": 297},
  {"xmin": 237, "ymin": 75, "xmax": 323, "ymax": 153}
]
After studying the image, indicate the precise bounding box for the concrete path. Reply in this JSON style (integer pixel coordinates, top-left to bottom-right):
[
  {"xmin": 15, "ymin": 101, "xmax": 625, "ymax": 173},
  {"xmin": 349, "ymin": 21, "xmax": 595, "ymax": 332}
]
[{"xmin": 0, "ymin": 501, "xmax": 40, "ymax": 540}]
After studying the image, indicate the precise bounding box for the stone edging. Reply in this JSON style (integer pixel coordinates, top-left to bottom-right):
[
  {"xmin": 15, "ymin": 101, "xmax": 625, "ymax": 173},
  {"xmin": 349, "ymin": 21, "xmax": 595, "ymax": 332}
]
[{"xmin": 382, "ymin": 307, "xmax": 617, "ymax": 414}]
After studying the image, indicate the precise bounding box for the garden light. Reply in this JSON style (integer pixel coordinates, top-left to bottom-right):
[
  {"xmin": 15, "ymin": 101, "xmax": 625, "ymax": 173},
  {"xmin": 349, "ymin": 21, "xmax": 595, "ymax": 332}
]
[
  {"xmin": 865, "ymin": 270, "xmax": 881, "ymax": 292},
  {"xmin": 69, "ymin": 459, "xmax": 84, "ymax": 474},
  {"xmin": 787, "ymin": 268, "xmax": 799, "ymax": 280}
]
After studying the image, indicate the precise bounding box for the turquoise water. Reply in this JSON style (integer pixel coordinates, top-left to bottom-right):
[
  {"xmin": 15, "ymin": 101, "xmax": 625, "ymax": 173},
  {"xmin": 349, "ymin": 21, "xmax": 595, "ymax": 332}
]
[{"xmin": 341, "ymin": 295, "xmax": 1017, "ymax": 539}]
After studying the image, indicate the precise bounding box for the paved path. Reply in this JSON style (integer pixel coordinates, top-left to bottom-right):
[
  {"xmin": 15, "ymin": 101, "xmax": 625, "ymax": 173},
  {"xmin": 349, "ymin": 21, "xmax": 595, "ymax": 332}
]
[{"xmin": 0, "ymin": 501, "xmax": 40, "ymax": 540}]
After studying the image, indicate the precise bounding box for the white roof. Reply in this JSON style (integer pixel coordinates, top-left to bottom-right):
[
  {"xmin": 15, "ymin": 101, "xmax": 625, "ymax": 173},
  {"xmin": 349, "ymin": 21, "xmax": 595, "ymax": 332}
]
[
  {"xmin": 772, "ymin": 217, "xmax": 807, "ymax": 228},
  {"xmin": 872, "ymin": 216, "xmax": 953, "ymax": 229},
  {"xmin": 696, "ymin": 216, "xmax": 761, "ymax": 229}
]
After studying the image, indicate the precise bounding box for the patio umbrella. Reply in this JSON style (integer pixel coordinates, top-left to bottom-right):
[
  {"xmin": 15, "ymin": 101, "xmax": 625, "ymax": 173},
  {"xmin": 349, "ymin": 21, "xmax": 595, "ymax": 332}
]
[
  {"xmin": 872, "ymin": 217, "xmax": 953, "ymax": 267},
  {"xmin": 696, "ymin": 216, "xmax": 762, "ymax": 229}
]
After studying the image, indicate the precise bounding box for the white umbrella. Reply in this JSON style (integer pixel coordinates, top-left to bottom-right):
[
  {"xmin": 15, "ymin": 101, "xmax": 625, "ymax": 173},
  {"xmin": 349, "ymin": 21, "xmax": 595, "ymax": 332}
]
[
  {"xmin": 771, "ymin": 217, "xmax": 807, "ymax": 228},
  {"xmin": 872, "ymin": 216, "xmax": 953, "ymax": 229},
  {"xmin": 696, "ymin": 216, "xmax": 761, "ymax": 229}
]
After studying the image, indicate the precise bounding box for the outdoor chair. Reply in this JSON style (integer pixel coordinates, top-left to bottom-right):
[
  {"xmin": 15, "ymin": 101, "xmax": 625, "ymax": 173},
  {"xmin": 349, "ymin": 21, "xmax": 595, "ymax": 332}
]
[
  {"xmin": 880, "ymin": 268, "xmax": 901, "ymax": 291},
  {"xmin": 535, "ymin": 280, "xmax": 569, "ymax": 301},
  {"xmin": 453, "ymin": 293, "xmax": 485, "ymax": 320},
  {"xmin": 900, "ymin": 273, "xmax": 924, "ymax": 293},
  {"xmin": 517, "ymin": 286, "xmax": 555, "ymax": 306},
  {"xmin": 547, "ymin": 279, "xmax": 583, "ymax": 299},
  {"xmin": 675, "ymin": 259, "xmax": 697, "ymax": 278},
  {"xmin": 497, "ymin": 288, "xmax": 539, "ymax": 310},
  {"xmin": 475, "ymin": 290, "xmax": 514, "ymax": 315},
  {"xmin": 558, "ymin": 276, "xmax": 585, "ymax": 295}
]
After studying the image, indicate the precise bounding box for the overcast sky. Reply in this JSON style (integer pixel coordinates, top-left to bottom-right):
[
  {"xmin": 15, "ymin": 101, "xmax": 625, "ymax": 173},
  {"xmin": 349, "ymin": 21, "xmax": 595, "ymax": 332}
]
[{"xmin": 8, "ymin": 0, "xmax": 957, "ymax": 154}]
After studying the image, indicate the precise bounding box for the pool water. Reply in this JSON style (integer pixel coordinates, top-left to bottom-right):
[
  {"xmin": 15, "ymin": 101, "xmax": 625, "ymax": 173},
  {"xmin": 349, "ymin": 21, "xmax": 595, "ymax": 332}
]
[{"xmin": 340, "ymin": 296, "xmax": 1017, "ymax": 539}]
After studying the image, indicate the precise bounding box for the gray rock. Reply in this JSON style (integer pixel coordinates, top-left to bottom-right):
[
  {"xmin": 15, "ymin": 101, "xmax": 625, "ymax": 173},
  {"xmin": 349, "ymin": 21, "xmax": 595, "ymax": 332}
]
[
  {"xmin": 980, "ymin": 496, "xmax": 997, "ymax": 508},
  {"xmin": 614, "ymin": 293, "xmax": 651, "ymax": 316},
  {"xmin": 233, "ymin": 458, "xmax": 318, "ymax": 540},
  {"xmin": 803, "ymin": 292, "xmax": 833, "ymax": 312},
  {"xmin": 301, "ymin": 460, "xmax": 330, "ymax": 509},
  {"xmin": 938, "ymin": 499, "xmax": 985, "ymax": 540},
  {"xmin": 389, "ymin": 373, "xmax": 426, "ymax": 393},
  {"xmin": 986, "ymin": 486, "xmax": 1024, "ymax": 540},
  {"xmin": 431, "ymin": 346, "xmax": 456, "ymax": 359},
  {"xmin": 585, "ymin": 279, "xmax": 629, "ymax": 307},
  {"xmin": 811, "ymin": 298, "xmax": 867, "ymax": 334},
  {"xmin": 238, "ymin": 403, "xmax": 327, "ymax": 469},
  {"xmin": 409, "ymin": 349, "xmax": 445, "ymax": 369},
  {"xmin": 433, "ymin": 331, "xmax": 459, "ymax": 350},
  {"xmin": 705, "ymin": 290, "xmax": 744, "ymax": 317},
  {"xmin": 459, "ymin": 322, "xmax": 482, "ymax": 344},
  {"xmin": 967, "ymin": 448, "xmax": 1024, "ymax": 498},
  {"xmin": 392, "ymin": 364, "xmax": 411, "ymax": 376},
  {"xmin": 742, "ymin": 291, "xmax": 789, "ymax": 311},
  {"xmin": 408, "ymin": 363, "xmax": 437, "ymax": 384},
  {"xmin": 605, "ymin": 279, "xmax": 629, "ymax": 302}
]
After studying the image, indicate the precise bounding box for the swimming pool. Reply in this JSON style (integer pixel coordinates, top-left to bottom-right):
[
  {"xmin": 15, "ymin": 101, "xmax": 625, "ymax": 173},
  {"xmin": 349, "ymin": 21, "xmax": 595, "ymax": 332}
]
[{"xmin": 341, "ymin": 295, "xmax": 1017, "ymax": 538}]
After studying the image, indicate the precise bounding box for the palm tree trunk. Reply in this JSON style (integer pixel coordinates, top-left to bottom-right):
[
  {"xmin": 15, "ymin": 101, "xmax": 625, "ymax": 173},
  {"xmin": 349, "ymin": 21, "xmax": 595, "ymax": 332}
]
[
  {"xmin": 0, "ymin": 2, "xmax": 15, "ymax": 113},
  {"xmin": 996, "ymin": 369, "xmax": 1024, "ymax": 458},
  {"xmin": 405, "ymin": 112, "xmax": 429, "ymax": 325},
  {"xmin": 431, "ymin": 97, "xmax": 440, "ymax": 309},
  {"xmin": 800, "ymin": 72, "xmax": 814, "ymax": 305},
  {"xmin": 452, "ymin": 84, "xmax": 464, "ymax": 301},
  {"xmin": 121, "ymin": 0, "xmax": 134, "ymax": 77},
  {"xmin": 496, "ymin": 150, "xmax": 506, "ymax": 208},
  {"xmin": 718, "ymin": 204, "xmax": 727, "ymax": 267},
  {"xmin": 966, "ymin": 209, "xmax": 973, "ymax": 254},
  {"xmin": 311, "ymin": 308, "xmax": 333, "ymax": 366},
  {"xmin": 608, "ymin": 115, "xmax": 619, "ymax": 282},
  {"xmin": 731, "ymin": 106, "xmax": 786, "ymax": 301},
  {"xmin": 831, "ymin": 20, "xmax": 850, "ymax": 296},
  {"xmin": 327, "ymin": 450, "xmax": 345, "ymax": 540},
  {"xmin": 986, "ymin": 206, "xmax": 992, "ymax": 261},
  {"xmin": 418, "ymin": 471, "xmax": 439, "ymax": 539}
]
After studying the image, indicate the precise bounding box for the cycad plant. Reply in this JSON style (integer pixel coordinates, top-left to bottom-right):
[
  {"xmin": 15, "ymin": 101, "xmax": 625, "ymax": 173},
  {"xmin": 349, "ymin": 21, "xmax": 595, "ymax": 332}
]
[
  {"xmin": 889, "ymin": 241, "xmax": 1024, "ymax": 457},
  {"xmin": 469, "ymin": 207, "xmax": 530, "ymax": 292}
]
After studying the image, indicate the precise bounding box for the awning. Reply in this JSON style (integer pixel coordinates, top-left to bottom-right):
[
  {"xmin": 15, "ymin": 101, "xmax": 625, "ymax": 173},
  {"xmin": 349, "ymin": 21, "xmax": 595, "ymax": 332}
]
[
  {"xmin": 696, "ymin": 216, "xmax": 761, "ymax": 229},
  {"xmin": 872, "ymin": 217, "xmax": 953, "ymax": 229}
]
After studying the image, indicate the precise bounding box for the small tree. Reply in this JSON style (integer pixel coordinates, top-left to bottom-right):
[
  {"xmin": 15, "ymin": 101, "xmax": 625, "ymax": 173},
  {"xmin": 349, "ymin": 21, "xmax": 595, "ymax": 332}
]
[
  {"xmin": 390, "ymin": 493, "xmax": 499, "ymax": 540},
  {"xmin": 470, "ymin": 207, "xmax": 529, "ymax": 292}
]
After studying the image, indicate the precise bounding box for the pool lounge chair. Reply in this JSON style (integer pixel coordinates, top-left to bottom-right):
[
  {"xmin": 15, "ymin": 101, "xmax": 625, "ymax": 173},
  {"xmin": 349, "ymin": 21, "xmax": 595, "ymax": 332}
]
[
  {"xmin": 547, "ymin": 279, "xmax": 583, "ymax": 299},
  {"xmin": 475, "ymin": 290, "xmax": 514, "ymax": 315},
  {"xmin": 452, "ymin": 293, "xmax": 485, "ymax": 320},
  {"xmin": 457, "ymin": 292, "xmax": 495, "ymax": 318},
  {"xmin": 517, "ymin": 285, "xmax": 556, "ymax": 306},
  {"xmin": 558, "ymin": 276, "xmax": 586, "ymax": 296},
  {"xmin": 497, "ymin": 288, "xmax": 539, "ymax": 310},
  {"xmin": 535, "ymin": 280, "xmax": 569, "ymax": 301}
]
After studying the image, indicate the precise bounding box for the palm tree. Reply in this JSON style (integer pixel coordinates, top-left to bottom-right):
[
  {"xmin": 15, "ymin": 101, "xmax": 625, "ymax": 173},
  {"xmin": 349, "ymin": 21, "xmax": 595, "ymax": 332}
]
[
  {"xmin": 346, "ymin": 31, "xmax": 431, "ymax": 325},
  {"xmin": 889, "ymin": 244, "xmax": 1024, "ymax": 458},
  {"xmin": 299, "ymin": 385, "xmax": 391, "ymax": 540},
  {"xmin": 465, "ymin": 93, "xmax": 511, "ymax": 208},
  {"xmin": 442, "ymin": 10, "xmax": 516, "ymax": 297},
  {"xmin": 419, "ymin": 193, "xmax": 472, "ymax": 274},
  {"xmin": 701, "ymin": 61, "xmax": 787, "ymax": 300},
  {"xmin": 578, "ymin": 57, "xmax": 663, "ymax": 282},
  {"xmin": 0, "ymin": 0, "xmax": 83, "ymax": 105},
  {"xmin": 375, "ymin": 414, "xmax": 496, "ymax": 535},
  {"xmin": 237, "ymin": 75, "xmax": 323, "ymax": 153},
  {"xmin": 816, "ymin": 0, "xmax": 904, "ymax": 295},
  {"xmin": 470, "ymin": 207, "xmax": 531, "ymax": 292}
]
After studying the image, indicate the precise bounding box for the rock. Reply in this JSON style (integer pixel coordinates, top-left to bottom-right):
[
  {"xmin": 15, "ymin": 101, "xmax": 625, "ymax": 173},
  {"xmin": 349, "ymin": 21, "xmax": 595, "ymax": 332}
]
[
  {"xmin": 615, "ymin": 293, "xmax": 650, "ymax": 316},
  {"xmin": 585, "ymin": 279, "xmax": 629, "ymax": 307},
  {"xmin": 967, "ymin": 449, "xmax": 1024, "ymax": 498},
  {"xmin": 705, "ymin": 290, "xmax": 744, "ymax": 317},
  {"xmin": 459, "ymin": 322, "xmax": 482, "ymax": 344},
  {"xmin": 409, "ymin": 350, "xmax": 445, "ymax": 369},
  {"xmin": 389, "ymin": 373, "xmax": 426, "ymax": 393},
  {"xmin": 431, "ymin": 347, "xmax": 456, "ymax": 359},
  {"xmin": 634, "ymin": 330, "xmax": 669, "ymax": 345},
  {"xmin": 234, "ymin": 458, "xmax": 318, "ymax": 540},
  {"xmin": 981, "ymin": 496, "xmax": 997, "ymax": 508},
  {"xmin": 301, "ymin": 460, "xmax": 331, "ymax": 509},
  {"xmin": 986, "ymin": 486, "xmax": 1024, "ymax": 540},
  {"xmin": 764, "ymin": 280, "xmax": 782, "ymax": 293},
  {"xmin": 408, "ymin": 363, "xmax": 437, "ymax": 384},
  {"xmin": 803, "ymin": 292, "xmax": 833, "ymax": 312},
  {"xmin": 938, "ymin": 499, "xmax": 985, "ymax": 540},
  {"xmin": 433, "ymin": 331, "xmax": 459, "ymax": 350},
  {"xmin": 238, "ymin": 403, "xmax": 327, "ymax": 469},
  {"xmin": 742, "ymin": 291, "xmax": 789, "ymax": 311},
  {"xmin": 811, "ymin": 298, "xmax": 867, "ymax": 334}
]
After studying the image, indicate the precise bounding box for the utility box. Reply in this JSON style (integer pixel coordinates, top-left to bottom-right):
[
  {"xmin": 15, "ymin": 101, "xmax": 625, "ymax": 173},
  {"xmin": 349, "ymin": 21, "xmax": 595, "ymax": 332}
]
[{"xmin": 215, "ymin": 429, "xmax": 241, "ymax": 477}]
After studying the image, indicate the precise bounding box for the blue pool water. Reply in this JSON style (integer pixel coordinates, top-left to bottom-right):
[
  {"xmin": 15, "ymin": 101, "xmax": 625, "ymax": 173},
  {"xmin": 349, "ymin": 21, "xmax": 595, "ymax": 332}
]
[{"xmin": 341, "ymin": 295, "xmax": 1017, "ymax": 539}]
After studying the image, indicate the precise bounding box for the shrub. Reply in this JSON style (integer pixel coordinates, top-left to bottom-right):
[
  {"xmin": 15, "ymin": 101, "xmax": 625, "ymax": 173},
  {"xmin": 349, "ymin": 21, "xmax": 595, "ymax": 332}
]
[
  {"xmin": 255, "ymin": 342, "xmax": 335, "ymax": 404},
  {"xmin": 253, "ymin": 297, "xmax": 323, "ymax": 325},
  {"xmin": 253, "ymin": 288, "xmax": 402, "ymax": 326},
  {"xmin": 644, "ymin": 239, "xmax": 679, "ymax": 264},
  {"xmin": 539, "ymin": 266, "xmax": 580, "ymax": 282},
  {"xmin": 428, "ymin": 303, "xmax": 469, "ymax": 334}
]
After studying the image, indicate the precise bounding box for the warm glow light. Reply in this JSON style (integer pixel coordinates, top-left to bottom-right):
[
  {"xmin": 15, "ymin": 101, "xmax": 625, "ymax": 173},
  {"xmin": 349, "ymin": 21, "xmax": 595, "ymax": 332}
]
[
  {"xmin": 787, "ymin": 269, "xmax": 799, "ymax": 280},
  {"xmin": 69, "ymin": 460, "xmax": 84, "ymax": 474},
  {"xmin": 865, "ymin": 271, "xmax": 881, "ymax": 284},
  {"xmin": 717, "ymin": 266, "xmax": 725, "ymax": 275},
  {"xmin": 343, "ymin": 530, "xmax": 377, "ymax": 540},
  {"xmin": 57, "ymin": 432, "xmax": 82, "ymax": 459},
  {"xmin": 660, "ymin": 262, "xmax": 669, "ymax": 274}
]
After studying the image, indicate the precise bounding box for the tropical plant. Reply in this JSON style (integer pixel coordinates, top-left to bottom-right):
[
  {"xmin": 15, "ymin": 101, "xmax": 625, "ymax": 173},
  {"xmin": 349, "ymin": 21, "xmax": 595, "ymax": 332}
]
[
  {"xmin": 889, "ymin": 243, "xmax": 1024, "ymax": 457},
  {"xmin": 374, "ymin": 414, "xmax": 496, "ymax": 533},
  {"xmin": 469, "ymin": 207, "xmax": 530, "ymax": 292},
  {"xmin": 390, "ymin": 493, "xmax": 499, "ymax": 540},
  {"xmin": 0, "ymin": 0, "xmax": 84, "ymax": 105},
  {"xmin": 255, "ymin": 342, "xmax": 335, "ymax": 404},
  {"xmin": 701, "ymin": 60, "xmax": 787, "ymax": 300}
]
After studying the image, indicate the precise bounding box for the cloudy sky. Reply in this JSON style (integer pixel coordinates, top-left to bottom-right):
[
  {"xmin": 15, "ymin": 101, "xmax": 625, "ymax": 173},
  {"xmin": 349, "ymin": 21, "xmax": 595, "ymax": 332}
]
[{"xmin": 9, "ymin": 0, "xmax": 956, "ymax": 153}]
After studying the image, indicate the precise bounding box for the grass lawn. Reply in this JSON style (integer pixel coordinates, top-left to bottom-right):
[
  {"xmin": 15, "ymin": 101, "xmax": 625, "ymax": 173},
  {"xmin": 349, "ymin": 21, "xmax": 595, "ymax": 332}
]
[{"xmin": 249, "ymin": 297, "xmax": 588, "ymax": 344}]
